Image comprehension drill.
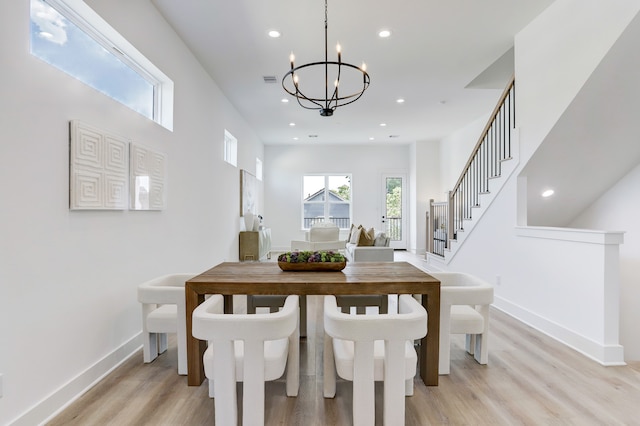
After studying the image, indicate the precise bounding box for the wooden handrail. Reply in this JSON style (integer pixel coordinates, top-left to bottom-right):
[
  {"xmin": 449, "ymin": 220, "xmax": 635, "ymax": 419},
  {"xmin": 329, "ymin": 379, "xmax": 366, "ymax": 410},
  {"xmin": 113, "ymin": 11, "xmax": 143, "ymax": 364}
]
[{"xmin": 450, "ymin": 76, "xmax": 515, "ymax": 198}]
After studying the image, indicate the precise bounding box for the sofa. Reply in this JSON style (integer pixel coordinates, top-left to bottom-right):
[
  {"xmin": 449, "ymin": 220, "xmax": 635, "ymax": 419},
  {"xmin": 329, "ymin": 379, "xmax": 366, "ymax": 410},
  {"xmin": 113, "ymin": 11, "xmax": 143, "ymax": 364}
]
[
  {"xmin": 344, "ymin": 225, "xmax": 394, "ymax": 262},
  {"xmin": 291, "ymin": 221, "xmax": 346, "ymax": 252}
]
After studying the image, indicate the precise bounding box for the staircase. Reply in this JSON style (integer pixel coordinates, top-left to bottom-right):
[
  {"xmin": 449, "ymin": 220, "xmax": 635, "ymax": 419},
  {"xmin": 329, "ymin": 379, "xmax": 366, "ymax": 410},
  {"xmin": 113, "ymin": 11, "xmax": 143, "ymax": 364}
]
[{"xmin": 427, "ymin": 77, "xmax": 519, "ymax": 264}]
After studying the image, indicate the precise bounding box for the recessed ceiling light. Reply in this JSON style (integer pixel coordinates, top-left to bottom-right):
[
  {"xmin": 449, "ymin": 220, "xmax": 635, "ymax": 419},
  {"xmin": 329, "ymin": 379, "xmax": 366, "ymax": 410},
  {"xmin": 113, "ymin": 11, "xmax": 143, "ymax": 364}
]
[
  {"xmin": 542, "ymin": 189, "xmax": 555, "ymax": 198},
  {"xmin": 396, "ymin": 98, "xmax": 405, "ymax": 104},
  {"xmin": 380, "ymin": 123, "xmax": 387, "ymax": 127},
  {"xmin": 281, "ymin": 98, "xmax": 289, "ymax": 103},
  {"xmin": 369, "ymin": 137, "xmax": 375, "ymax": 140},
  {"xmin": 289, "ymin": 122, "xmax": 295, "ymax": 127},
  {"xmin": 268, "ymin": 30, "xmax": 281, "ymax": 38},
  {"xmin": 378, "ymin": 29, "xmax": 391, "ymax": 38},
  {"xmin": 293, "ymin": 137, "xmax": 299, "ymax": 140}
]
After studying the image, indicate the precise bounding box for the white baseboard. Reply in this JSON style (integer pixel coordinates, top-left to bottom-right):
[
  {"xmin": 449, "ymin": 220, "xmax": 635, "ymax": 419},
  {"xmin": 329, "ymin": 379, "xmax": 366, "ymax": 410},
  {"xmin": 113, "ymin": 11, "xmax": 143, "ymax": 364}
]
[
  {"xmin": 11, "ymin": 333, "xmax": 142, "ymax": 426},
  {"xmin": 493, "ymin": 296, "xmax": 625, "ymax": 366}
]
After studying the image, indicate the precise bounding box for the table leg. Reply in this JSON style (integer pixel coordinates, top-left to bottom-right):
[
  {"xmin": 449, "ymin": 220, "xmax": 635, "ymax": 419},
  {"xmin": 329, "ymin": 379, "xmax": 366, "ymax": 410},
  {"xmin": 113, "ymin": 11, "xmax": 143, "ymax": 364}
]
[
  {"xmin": 186, "ymin": 285, "xmax": 206, "ymax": 386},
  {"xmin": 420, "ymin": 289, "xmax": 440, "ymax": 386}
]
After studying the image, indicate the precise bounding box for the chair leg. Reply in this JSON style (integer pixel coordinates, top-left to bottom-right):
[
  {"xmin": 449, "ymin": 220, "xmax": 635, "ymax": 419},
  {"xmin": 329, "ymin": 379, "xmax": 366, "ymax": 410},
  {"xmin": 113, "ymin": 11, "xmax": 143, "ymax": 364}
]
[
  {"xmin": 286, "ymin": 307, "xmax": 300, "ymax": 397},
  {"xmin": 243, "ymin": 340, "xmax": 266, "ymax": 426},
  {"xmin": 323, "ymin": 334, "xmax": 336, "ymax": 398},
  {"xmin": 208, "ymin": 378, "xmax": 215, "ymax": 398},
  {"xmin": 475, "ymin": 307, "xmax": 490, "ymax": 365},
  {"xmin": 142, "ymin": 307, "xmax": 158, "ymax": 363},
  {"xmin": 384, "ymin": 342, "xmax": 407, "ymax": 425},
  {"xmin": 352, "ymin": 341, "xmax": 375, "ymax": 426},
  {"xmin": 405, "ymin": 378, "xmax": 414, "ymax": 396},
  {"xmin": 474, "ymin": 332, "xmax": 489, "ymax": 365},
  {"xmin": 143, "ymin": 332, "xmax": 159, "ymax": 363},
  {"xmin": 213, "ymin": 339, "xmax": 238, "ymax": 426},
  {"xmin": 465, "ymin": 334, "xmax": 476, "ymax": 356},
  {"xmin": 158, "ymin": 333, "xmax": 168, "ymax": 355}
]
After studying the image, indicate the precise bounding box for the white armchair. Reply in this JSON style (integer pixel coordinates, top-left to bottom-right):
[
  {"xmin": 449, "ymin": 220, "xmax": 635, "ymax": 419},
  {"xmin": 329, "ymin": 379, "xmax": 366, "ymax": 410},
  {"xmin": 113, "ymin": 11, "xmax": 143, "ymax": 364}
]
[
  {"xmin": 290, "ymin": 221, "xmax": 345, "ymax": 251},
  {"xmin": 192, "ymin": 294, "xmax": 300, "ymax": 425},
  {"xmin": 137, "ymin": 273, "xmax": 197, "ymax": 375},
  {"xmin": 323, "ymin": 295, "xmax": 427, "ymax": 425},
  {"xmin": 429, "ymin": 271, "xmax": 494, "ymax": 375}
]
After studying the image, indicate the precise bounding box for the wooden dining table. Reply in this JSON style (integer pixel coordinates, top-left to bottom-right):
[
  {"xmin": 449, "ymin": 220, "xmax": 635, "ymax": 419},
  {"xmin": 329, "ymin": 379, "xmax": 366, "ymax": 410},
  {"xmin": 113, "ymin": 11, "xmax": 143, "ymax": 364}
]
[{"xmin": 185, "ymin": 261, "xmax": 441, "ymax": 386}]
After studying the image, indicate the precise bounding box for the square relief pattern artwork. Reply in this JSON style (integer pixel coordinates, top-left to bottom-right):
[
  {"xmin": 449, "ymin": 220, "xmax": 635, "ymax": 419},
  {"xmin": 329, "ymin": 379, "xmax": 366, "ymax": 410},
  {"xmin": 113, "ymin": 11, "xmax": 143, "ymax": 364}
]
[
  {"xmin": 130, "ymin": 143, "xmax": 167, "ymax": 210},
  {"xmin": 69, "ymin": 120, "xmax": 129, "ymax": 210}
]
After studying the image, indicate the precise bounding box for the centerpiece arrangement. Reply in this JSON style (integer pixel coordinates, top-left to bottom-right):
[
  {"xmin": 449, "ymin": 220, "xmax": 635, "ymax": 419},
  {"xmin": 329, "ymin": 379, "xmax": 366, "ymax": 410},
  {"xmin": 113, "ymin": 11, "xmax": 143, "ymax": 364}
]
[{"xmin": 277, "ymin": 250, "xmax": 347, "ymax": 272}]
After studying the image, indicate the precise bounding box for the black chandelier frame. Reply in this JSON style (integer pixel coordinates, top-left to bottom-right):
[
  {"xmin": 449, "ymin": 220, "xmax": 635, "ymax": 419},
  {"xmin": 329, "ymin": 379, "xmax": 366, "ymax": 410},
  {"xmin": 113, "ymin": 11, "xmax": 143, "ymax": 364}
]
[{"xmin": 282, "ymin": 0, "xmax": 370, "ymax": 117}]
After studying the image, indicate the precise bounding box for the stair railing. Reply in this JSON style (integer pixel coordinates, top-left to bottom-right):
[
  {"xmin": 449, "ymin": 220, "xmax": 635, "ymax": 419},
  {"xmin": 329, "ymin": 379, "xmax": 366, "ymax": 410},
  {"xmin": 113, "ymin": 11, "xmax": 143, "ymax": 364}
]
[
  {"xmin": 448, "ymin": 76, "xmax": 516, "ymax": 246},
  {"xmin": 427, "ymin": 77, "xmax": 515, "ymax": 257}
]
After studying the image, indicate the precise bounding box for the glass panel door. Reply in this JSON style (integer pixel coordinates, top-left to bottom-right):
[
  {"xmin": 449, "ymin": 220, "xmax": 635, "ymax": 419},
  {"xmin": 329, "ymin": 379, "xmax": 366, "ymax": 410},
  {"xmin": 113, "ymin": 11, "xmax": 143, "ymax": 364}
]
[{"xmin": 382, "ymin": 174, "xmax": 407, "ymax": 249}]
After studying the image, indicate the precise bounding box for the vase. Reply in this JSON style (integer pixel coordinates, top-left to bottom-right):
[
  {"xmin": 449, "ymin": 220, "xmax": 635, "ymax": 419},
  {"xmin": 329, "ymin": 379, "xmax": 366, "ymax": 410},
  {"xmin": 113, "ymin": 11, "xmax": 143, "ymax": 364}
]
[{"xmin": 243, "ymin": 211, "xmax": 255, "ymax": 231}]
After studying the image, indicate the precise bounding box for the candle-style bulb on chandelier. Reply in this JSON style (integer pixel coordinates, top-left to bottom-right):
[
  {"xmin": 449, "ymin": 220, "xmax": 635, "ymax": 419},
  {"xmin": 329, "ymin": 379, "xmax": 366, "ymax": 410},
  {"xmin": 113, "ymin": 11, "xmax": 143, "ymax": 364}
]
[{"xmin": 282, "ymin": 0, "xmax": 370, "ymax": 117}]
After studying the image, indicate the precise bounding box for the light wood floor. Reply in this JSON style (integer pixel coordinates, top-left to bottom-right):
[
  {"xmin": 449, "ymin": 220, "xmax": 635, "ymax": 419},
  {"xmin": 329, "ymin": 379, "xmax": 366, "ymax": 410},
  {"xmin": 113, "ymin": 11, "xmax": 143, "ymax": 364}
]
[{"xmin": 48, "ymin": 292, "xmax": 640, "ymax": 426}]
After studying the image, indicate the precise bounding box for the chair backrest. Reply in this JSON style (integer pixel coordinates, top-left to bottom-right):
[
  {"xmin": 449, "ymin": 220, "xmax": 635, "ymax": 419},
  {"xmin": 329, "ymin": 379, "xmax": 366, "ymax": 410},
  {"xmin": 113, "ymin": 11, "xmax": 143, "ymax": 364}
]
[
  {"xmin": 324, "ymin": 295, "xmax": 426, "ymax": 426},
  {"xmin": 192, "ymin": 294, "xmax": 298, "ymax": 342},
  {"xmin": 192, "ymin": 294, "xmax": 300, "ymax": 426},
  {"xmin": 137, "ymin": 273, "xmax": 196, "ymax": 304},
  {"xmin": 429, "ymin": 271, "xmax": 493, "ymax": 306},
  {"xmin": 324, "ymin": 295, "xmax": 426, "ymax": 343},
  {"xmin": 309, "ymin": 222, "xmax": 340, "ymax": 242}
]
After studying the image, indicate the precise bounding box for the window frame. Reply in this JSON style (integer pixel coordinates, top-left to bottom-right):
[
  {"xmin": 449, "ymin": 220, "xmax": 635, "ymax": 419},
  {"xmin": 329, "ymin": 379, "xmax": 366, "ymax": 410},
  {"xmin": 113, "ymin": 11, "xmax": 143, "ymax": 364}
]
[
  {"xmin": 223, "ymin": 129, "xmax": 238, "ymax": 167},
  {"xmin": 31, "ymin": 0, "xmax": 174, "ymax": 130},
  {"xmin": 302, "ymin": 174, "xmax": 352, "ymax": 230}
]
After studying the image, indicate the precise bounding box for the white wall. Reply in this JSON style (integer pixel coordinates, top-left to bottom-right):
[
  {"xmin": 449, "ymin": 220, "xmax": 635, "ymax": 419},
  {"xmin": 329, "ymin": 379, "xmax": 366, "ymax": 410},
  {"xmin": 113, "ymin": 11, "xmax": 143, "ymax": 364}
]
[
  {"xmin": 264, "ymin": 144, "xmax": 410, "ymax": 251},
  {"xmin": 0, "ymin": 0, "xmax": 263, "ymax": 423},
  {"xmin": 515, "ymin": 0, "xmax": 640, "ymax": 164},
  {"xmin": 411, "ymin": 140, "xmax": 441, "ymax": 254},
  {"xmin": 571, "ymin": 163, "xmax": 640, "ymax": 360},
  {"xmin": 438, "ymin": 115, "xmax": 488, "ymax": 196}
]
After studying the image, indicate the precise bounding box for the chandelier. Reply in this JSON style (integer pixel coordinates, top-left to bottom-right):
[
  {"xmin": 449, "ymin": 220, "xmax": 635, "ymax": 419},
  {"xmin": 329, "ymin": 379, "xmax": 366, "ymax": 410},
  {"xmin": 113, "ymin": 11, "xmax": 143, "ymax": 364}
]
[{"xmin": 282, "ymin": 0, "xmax": 370, "ymax": 117}]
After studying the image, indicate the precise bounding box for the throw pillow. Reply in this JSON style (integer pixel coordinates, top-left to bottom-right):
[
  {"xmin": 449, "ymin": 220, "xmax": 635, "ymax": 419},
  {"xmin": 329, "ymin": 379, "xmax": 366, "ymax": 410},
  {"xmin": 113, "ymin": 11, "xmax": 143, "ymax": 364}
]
[
  {"xmin": 374, "ymin": 232, "xmax": 389, "ymax": 247},
  {"xmin": 346, "ymin": 224, "xmax": 356, "ymax": 243},
  {"xmin": 357, "ymin": 227, "xmax": 375, "ymax": 246},
  {"xmin": 349, "ymin": 227, "xmax": 361, "ymax": 244}
]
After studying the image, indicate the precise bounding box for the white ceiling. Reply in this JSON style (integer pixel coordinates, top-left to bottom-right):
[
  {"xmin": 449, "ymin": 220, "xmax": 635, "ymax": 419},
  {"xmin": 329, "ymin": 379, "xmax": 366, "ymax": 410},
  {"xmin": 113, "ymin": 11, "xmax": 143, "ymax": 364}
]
[{"xmin": 151, "ymin": 0, "xmax": 555, "ymax": 145}]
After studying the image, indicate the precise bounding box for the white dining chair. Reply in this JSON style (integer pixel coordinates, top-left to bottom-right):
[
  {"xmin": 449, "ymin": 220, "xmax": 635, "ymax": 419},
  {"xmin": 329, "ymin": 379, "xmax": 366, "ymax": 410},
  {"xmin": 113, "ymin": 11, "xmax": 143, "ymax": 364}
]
[
  {"xmin": 323, "ymin": 294, "xmax": 427, "ymax": 426},
  {"xmin": 428, "ymin": 271, "xmax": 494, "ymax": 375},
  {"xmin": 335, "ymin": 295, "xmax": 388, "ymax": 314},
  {"xmin": 137, "ymin": 273, "xmax": 197, "ymax": 375},
  {"xmin": 247, "ymin": 294, "xmax": 308, "ymax": 337},
  {"xmin": 192, "ymin": 294, "xmax": 299, "ymax": 426}
]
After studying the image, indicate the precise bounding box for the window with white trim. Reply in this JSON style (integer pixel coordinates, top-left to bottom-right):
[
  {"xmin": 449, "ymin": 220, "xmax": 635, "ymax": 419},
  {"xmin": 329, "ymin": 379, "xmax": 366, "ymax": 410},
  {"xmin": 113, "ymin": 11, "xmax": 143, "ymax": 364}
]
[
  {"xmin": 302, "ymin": 175, "xmax": 351, "ymax": 229},
  {"xmin": 29, "ymin": 0, "xmax": 174, "ymax": 130},
  {"xmin": 256, "ymin": 158, "xmax": 263, "ymax": 181},
  {"xmin": 223, "ymin": 130, "xmax": 237, "ymax": 167}
]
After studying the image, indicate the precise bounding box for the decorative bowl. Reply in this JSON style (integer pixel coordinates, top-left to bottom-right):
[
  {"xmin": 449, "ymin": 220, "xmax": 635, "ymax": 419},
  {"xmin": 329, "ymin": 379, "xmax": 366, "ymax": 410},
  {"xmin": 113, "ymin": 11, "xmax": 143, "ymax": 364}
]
[{"xmin": 278, "ymin": 261, "xmax": 346, "ymax": 272}]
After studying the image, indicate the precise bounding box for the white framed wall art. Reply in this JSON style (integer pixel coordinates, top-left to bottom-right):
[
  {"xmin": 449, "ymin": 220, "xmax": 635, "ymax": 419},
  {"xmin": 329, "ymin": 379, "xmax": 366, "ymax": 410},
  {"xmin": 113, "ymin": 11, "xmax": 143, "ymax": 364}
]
[
  {"xmin": 130, "ymin": 143, "xmax": 167, "ymax": 210},
  {"xmin": 69, "ymin": 120, "xmax": 129, "ymax": 210}
]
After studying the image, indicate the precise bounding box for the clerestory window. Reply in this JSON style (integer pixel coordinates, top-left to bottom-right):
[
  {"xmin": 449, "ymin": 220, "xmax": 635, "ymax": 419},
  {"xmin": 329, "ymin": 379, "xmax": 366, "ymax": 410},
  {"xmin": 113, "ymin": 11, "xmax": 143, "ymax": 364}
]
[{"xmin": 29, "ymin": 0, "xmax": 174, "ymax": 130}]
